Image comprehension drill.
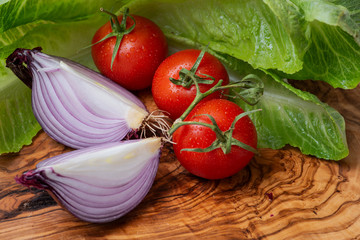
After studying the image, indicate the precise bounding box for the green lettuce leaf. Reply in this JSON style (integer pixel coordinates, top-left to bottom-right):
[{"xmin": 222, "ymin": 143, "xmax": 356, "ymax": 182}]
[
  {"xmin": 282, "ymin": 0, "xmax": 360, "ymax": 89},
  {"xmin": 126, "ymin": 0, "xmax": 307, "ymax": 74},
  {"xmin": 292, "ymin": 0, "xmax": 360, "ymax": 44},
  {"xmin": 0, "ymin": 79, "xmax": 40, "ymax": 153},
  {"xmin": 211, "ymin": 51, "xmax": 348, "ymax": 160},
  {"xmin": 0, "ymin": 0, "xmax": 126, "ymax": 153},
  {"xmin": 126, "ymin": 0, "xmax": 360, "ymax": 89},
  {"xmin": 245, "ymin": 72, "xmax": 348, "ymax": 160}
]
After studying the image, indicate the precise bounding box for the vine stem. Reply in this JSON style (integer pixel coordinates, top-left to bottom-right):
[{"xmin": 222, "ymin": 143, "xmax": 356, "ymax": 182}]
[{"xmin": 169, "ymin": 76, "xmax": 261, "ymax": 135}]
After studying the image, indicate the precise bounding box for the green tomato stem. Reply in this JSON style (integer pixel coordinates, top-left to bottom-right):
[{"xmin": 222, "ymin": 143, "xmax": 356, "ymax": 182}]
[
  {"xmin": 89, "ymin": 8, "xmax": 136, "ymax": 71},
  {"xmin": 177, "ymin": 79, "xmax": 224, "ymax": 122},
  {"xmin": 100, "ymin": 8, "xmax": 122, "ymax": 31},
  {"xmin": 170, "ymin": 47, "xmax": 215, "ymax": 88},
  {"xmin": 169, "ymin": 74, "xmax": 262, "ymax": 136},
  {"xmin": 171, "ymin": 111, "xmax": 260, "ymax": 155}
]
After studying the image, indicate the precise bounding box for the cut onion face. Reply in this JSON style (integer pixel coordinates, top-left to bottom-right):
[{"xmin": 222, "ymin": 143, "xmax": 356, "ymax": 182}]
[
  {"xmin": 16, "ymin": 137, "xmax": 162, "ymax": 223},
  {"xmin": 6, "ymin": 48, "xmax": 149, "ymax": 149}
]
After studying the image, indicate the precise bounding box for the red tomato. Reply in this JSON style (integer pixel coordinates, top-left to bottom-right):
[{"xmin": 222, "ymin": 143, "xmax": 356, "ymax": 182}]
[
  {"xmin": 91, "ymin": 13, "xmax": 168, "ymax": 90},
  {"xmin": 172, "ymin": 99, "xmax": 257, "ymax": 180},
  {"xmin": 152, "ymin": 49, "xmax": 229, "ymax": 120}
]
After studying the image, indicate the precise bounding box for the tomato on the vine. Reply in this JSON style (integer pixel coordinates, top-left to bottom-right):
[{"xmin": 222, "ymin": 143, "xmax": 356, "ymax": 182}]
[
  {"xmin": 152, "ymin": 49, "xmax": 229, "ymax": 120},
  {"xmin": 91, "ymin": 8, "xmax": 168, "ymax": 91},
  {"xmin": 172, "ymin": 99, "xmax": 257, "ymax": 180}
]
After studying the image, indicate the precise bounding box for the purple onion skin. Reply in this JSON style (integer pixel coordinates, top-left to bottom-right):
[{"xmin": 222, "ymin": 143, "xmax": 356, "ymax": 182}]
[
  {"xmin": 6, "ymin": 48, "xmax": 149, "ymax": 149},
  {"xmin": 16, "ymin": 138, "xmax": 161, "ymax": 223}
]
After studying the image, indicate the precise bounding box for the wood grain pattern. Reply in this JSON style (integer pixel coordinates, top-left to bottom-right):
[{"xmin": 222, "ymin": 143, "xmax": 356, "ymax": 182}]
[{"xmin": 1, "ymin": 81, "xmax": 360, "ymax": 240}]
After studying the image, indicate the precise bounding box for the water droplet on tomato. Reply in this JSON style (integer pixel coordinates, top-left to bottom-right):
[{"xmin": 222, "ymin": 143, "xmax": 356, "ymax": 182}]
[{"xmin": 129, "ymin": 37, "xmax": 137, "ymax": 42}]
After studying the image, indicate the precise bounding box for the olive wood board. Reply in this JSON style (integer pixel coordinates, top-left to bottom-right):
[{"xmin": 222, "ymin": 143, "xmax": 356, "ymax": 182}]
[{"xmin": 0, "ymin": 80, "xmax": 359, "ymax": 240}]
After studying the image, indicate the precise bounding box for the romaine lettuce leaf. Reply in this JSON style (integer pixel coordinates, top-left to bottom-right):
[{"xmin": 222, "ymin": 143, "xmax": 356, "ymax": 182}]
[
  {"xmin": 126, "ymin": 0, "xmax": 307, "ymax": 74},
  {"xmin": 0, "ymin": 0, "xmax": 129, "ymax": 32},
  {"xmin": 212, "ymin": 51, "xmax": 348, "ymax": 160},
  {"xmin": 292, "ymin": 0, "xmax": 360, "ymax": 44},
  {"xmin": 0, "ymin": 79, "xmax": 40, "ymax": 154},
  {"xmin": 246, "ymin": 72, "xmax": 348, "ymax": 160},
  {"xmin": 126, "ymin": 0, "xmax": 360, "ymax": 89},
  {"xmin": 282, "ymin": 0, "xmax": 360, "ymax": 89}
]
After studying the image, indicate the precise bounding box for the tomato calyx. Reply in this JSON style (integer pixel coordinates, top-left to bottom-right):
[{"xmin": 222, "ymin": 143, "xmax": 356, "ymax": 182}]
[
  {"xmin": 92, "ymin": 7, "xmax": 136, "ymax": 70},
  {"xmin": 171, "ymin": 111, "xmax": 260, "ymax": 155},
  {"xmin": 170, "ymin": 48, "xmax": 216, "ymax": 88},
  {"xmin": 168, "ymin": 73, "xmax": 263, "ymax": 129},
  {"xmin": 227, "ymin": 74, "xmax": 264, "ymax": 106}
]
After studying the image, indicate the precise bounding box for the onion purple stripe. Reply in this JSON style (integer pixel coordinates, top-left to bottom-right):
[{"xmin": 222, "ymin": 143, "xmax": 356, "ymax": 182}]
[
  {"xmin": 9, "ymin": 49, "xmax": 149, "ymax": 149},
  {"xmin": 34, "ymin": 60, "xmax": 131, "ymax": 141},
  {"xmin": 16, "ymin": 138, "xmax": 161, "ymax": 223},
  {"xmin": 46, "ymin": 159, "xmax": 156, "ymax": 209}
]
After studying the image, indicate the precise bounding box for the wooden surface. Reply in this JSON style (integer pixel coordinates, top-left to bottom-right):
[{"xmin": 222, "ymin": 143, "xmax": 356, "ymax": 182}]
[{"xmin": 1, "ymin": 81, "xmax": 360, "ymax": 240}]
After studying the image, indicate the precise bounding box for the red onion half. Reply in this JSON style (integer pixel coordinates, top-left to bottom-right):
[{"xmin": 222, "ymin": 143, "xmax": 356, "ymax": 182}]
[
  {"xmin": 16, "ymin": 137, "xmax": 161, "ymax": 223},
  {"xmin": 6, "ymin": 48, "xmax": 163, "ymax": 149}
]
